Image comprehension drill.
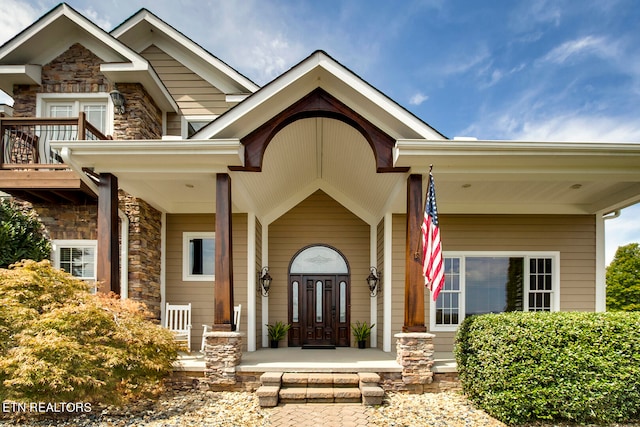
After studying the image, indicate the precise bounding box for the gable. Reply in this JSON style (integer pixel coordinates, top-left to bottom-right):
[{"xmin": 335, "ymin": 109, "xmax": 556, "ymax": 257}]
[
  {"xmin": 42, "ymin": 43, "xmax": 107, "ymax": 91},
  {"xmin": 140, "ymin": 45, "xmax": 233, "ymax": 116},
  {"xmin": 0, "ymin": 4, "xmax": 177, "ymax": 112},
  {"xmin": 231, "ymin": 88, "xmax": 408, "ymax": 173},
  {"xmin": 112, "ymin": 9, "xmax": 258, "ymax": 96}
]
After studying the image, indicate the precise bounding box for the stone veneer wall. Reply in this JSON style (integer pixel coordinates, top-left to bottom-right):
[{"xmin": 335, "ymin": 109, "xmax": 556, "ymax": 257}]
[
  {"xmin": 112, "ymin": 82, "xmax": 162, "ymax": 140},
  {"xmin": 394, "ymin": 332, "xmax": 435, "ymax": 393},
  {"xmin": 204, "ymin": 332, "xmax": 243, "ymax": 390},
  {"xmin": 120, "ymin": 193, "xmax": 162, "ymax": 319},
  {"xmin": 26, "ymin": 202, "xmax": 97, "ymax": 241},
  {"xmin": 8, "ymin": 43, "xmax": 164, "ymax": 321},
  {"xmin": 111, "ymin": 79, "xmax": 163, "ymax": 320},
  {"xmin": 12, "ymin": 43, "xmax": 109, "ymax": 118}
]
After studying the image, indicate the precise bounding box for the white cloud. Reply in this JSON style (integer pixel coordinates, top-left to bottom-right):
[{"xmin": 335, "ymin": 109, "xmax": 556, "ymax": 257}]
[
  {"xmin": 540, "ymin": 35, "xmax": 615, "ymax": 65},
  {"xmin": 511, "ymin": 114, "xmax": 640, "ymax": 142},
  {"xmin": 409, "ymin": 92, "xmax": 429, "ymax": 106},
  {"xmin": 0, "ymin": 0, "xmax": 40, "ymax": 45},
  {"xmin": 78, "ymin": 7, "xmax": 111, "ymax": 31},
  {"xmin": 0, "ymin": 0, "xmax": 43, "ymax": 105},
  {"xmin": 184, "ymin": 1, "xmax": 307, "ymax": 85}
]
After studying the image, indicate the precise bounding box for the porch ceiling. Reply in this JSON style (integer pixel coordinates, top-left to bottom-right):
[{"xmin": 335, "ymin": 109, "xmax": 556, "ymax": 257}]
[
  {"xmin": 53, "ymin": 126, "xmax": 640, "ymax": 218},
  {"xmin": 396, "ymin": 139, "xmax": 640, "ymax": 215}
]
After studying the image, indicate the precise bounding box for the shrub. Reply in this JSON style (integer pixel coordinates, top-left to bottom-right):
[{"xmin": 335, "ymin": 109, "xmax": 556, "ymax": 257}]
[
  {"xmin": 0, "ymin": 260, "xmax": 179, "ymax": 404},
  {"xmin": 0, "ymin": 200, "xmax": 50, "ymax": 268},
  {"xmin": 455, "ymin": 311, "xmax": 640, "ymax": 425}
]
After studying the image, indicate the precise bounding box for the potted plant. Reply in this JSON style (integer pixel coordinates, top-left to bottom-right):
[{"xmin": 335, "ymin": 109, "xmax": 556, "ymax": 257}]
[
  {"xmin": 351, "ymin": 321, "xmax": 375, "ymax": 349},
  {"xmin": 266, "ymin": 320, "xmax": 291, "ymax": 348}
]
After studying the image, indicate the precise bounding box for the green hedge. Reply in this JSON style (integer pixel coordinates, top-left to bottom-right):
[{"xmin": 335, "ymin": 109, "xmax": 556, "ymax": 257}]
[{"xmin": 455, "ymin": 311, "xmax": 640, "ymax": 425}]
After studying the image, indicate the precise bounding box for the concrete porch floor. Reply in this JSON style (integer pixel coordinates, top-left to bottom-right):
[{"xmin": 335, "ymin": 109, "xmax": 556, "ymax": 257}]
[{"xmin": 175, "ymin": 348, "xmax": 456, "ymax": 373}]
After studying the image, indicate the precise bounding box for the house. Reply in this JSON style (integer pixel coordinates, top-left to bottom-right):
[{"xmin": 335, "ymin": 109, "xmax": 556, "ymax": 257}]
[{"xmin": 2, "ymin": 3, "xmax": 640, "ymax": 364}]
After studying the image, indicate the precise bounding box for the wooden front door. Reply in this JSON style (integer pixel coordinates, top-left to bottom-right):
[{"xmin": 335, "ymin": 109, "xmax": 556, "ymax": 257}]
[{"xmin": 288, "ymin": 274, "xmax": 350, "ymax": 347}]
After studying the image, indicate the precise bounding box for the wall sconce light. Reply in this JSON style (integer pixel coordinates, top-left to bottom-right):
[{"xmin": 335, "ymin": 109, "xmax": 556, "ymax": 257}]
[
  {"xmin": 109, "ymin": 89, "xmax": 125, "ymax": 114},
  {"xmin": 367, "ymin": 266, "xmax": 380, "ymax": 297},
  {"xmin": 258, "ymin": 266, "xmax": 272, "ymax": 297}
]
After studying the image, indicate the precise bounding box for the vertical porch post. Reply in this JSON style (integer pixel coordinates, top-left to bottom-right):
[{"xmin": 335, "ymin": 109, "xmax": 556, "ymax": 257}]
[
  {"xmin": 214, "ymin": 173, "xmax": 234, "ymax": 330},
  {"xmin": 97, "ymin": 173, "xmax": 120, "ymax": 294},
  {"xmin": 404, "ymin": 174, "xmax": 426, "ymax": 332}
]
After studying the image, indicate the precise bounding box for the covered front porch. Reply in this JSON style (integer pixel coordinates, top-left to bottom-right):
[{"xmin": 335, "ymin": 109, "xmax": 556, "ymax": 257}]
[{"xmin": 172, "ymin": 345, "xmax": 458, "ymax": 395}]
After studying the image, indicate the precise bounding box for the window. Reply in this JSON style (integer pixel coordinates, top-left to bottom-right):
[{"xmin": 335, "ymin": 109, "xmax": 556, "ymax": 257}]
[
  {"xmin": 430, "ymin": 252, "xmax": 559, "ymax": 331},
  {"xmin": 182, "ymin": 116, "xmax": 217, "ymax": 138},
  {"xmin": 52, "ymin": 240, "xmax": 97, "ymax": 292},
  {"xmin": 37, "ymin": 93, "xmax": 112, "ymax": 135},
  {"xmin": 182, "ymin": 232, "xmax": 215, "ymax": 281}
]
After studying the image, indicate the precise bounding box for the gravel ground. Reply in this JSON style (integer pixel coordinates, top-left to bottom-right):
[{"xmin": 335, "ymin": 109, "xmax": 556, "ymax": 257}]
[{"xmin": 0, "ymin": 390, "xmax": 638, "ymax": 427}]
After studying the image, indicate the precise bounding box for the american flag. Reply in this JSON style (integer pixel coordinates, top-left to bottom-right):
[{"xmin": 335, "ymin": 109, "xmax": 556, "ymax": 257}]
[{"xmin": 421, "ymin": 171, "xmax": 445, "ymax": 301}]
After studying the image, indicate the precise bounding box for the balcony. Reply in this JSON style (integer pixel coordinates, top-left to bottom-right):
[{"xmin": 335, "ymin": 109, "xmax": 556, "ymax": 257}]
[{"xmin": 0, "ymin": 113, "xmax": 109, "ymax": 203}]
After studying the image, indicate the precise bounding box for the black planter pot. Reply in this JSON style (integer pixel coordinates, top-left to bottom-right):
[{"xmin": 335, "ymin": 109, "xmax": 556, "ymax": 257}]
[
  {"xmin": 270, "ymin": 340, "xmax": 279, "ymax": 348},
  {"xmin": 357, "ymin": 340, "xmax": 366, "ymax": 349}
]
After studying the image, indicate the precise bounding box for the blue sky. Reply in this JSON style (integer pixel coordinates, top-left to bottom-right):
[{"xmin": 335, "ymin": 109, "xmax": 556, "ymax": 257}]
[{"xmin": 1, "ymin": 0, "xmax": 639, "ymax": 263}]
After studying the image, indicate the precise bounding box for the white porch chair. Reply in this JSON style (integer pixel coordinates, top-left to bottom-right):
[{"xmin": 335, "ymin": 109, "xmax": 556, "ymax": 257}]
[
  {"xmin": 164, "ymin": 303, "xmax": 192, "ymax": 352},
  {"xmin": 201, "ymin": 304, "xmax": 241, "ymax": 352}
]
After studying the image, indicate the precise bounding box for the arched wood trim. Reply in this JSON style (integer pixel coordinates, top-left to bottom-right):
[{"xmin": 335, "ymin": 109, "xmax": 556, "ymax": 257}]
[{"xmin": 229, "ymin": 88, "xmax": 409, "ymax": 173}]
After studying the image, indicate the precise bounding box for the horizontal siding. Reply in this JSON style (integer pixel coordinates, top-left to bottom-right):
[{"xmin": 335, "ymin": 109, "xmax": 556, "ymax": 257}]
[
  {"xmin": 269, "ymin": 190, "xmax": 370, "ymax": 347},
  {"xmin": 166, "ymin": 112, "xmax": 181, "ymax": 137},
  {"xmin": 392, "ymin": 215, "xmax": 406, "ymax": 342},
  {"xmin": 166, "ymin": 213, "xmax": 248, "ymax": 351},
  {"xmin": 141, "ymin": 45, "xmax": 233, "ymax": 116},
  {"xmin": 391, "ymin": 214, "xmax": 596, "ymax": 354}
]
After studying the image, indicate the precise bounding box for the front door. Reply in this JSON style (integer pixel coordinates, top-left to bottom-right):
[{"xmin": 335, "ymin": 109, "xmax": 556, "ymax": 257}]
[
  {"xmin": 287, "ymin": 245, "xmax": 351, "ymax": 347},
  {"xmin": 289, "ymin": 274, "xmax": 350, "ymax": 347}
]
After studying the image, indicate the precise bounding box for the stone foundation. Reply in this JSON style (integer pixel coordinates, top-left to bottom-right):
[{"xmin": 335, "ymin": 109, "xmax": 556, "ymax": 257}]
[{"xmin": 203, "ymin": 332, "xmax": 243, "ymax": 388}]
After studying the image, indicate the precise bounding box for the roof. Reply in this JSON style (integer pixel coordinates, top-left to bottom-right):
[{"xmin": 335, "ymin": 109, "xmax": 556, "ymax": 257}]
[
  {"xmin": 0, "ymin": 3, "xmax": 177, "ymax": 112},
  {"xmin": 111, "ymin": 8, "xmax": 259, "ymax": 95},
  {"xmin": 193, "ymin": 50, "xmax": 447, "ymax": 141}
]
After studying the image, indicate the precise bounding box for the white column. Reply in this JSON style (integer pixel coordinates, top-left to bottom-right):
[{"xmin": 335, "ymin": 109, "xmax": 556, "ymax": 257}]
[
  {"xmin": 261, "ymin": 224, "xmax": 269, "ymax": 347},
  {"xmin": 247, "ymin": 212, "xmax": 256, "ymax": 351},
  {"xmin": 383, "ymin": 212, "xmax": 393, "ymax": 352},
  {"xmin": 160, "ymin": 212, "xmax": 166, "ymax": 324},
  {"xmin": 369, "ymin": 223, "xmax": 378, "ymax": 348},
  {"xmin": 595, "ymin": 212, "xmax": 606, "ymax": 312}
]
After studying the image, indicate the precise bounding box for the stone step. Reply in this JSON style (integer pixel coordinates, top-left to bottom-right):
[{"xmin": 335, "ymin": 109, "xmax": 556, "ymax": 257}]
[
  {"xmin": 279, "ymin": 386, "xmax": 361, "ymax": 403},
  {"xmin": 256, "ymin": 385, "xmax": 279, "ymax": 407},
  {"xmin": 257, "ymin": 371, "xmax": 384, "ymax": 407},
  {"xmin": 281, "ymin": 373, "xmax": 360, "ymax": 388}
]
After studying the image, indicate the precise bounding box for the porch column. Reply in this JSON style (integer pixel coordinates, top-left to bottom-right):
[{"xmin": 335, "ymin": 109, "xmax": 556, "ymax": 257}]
[
  {"xmin": 97, "ymin": 173, "xmax": 120, "ymax": 294},
  {"xmin": 404, "ymin": 174, "xmax": 426, "ymax": 332},
  {"xmin": 214, "ymin": 173, "xmax": 234, "ymax": 330}
]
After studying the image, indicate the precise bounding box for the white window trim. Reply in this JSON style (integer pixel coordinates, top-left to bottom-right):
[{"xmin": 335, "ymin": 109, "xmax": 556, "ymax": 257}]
[
  {"xmin": 36, "ymin": 93, "xmax": 114, "ymax": 135},
  {"xmin": 51, "ymin": 239, "xmax": 98, "ymax": 292},
  {"xmin": 182, "ymin": 232, "xmax": 215, "ymax": 282},
  {"xmin": 181, "ymin": 115, "xmax": 217, "ymax": 138},
  {"xmin": 430, "ymin": 251, "xmax": 560, "ymax": 332}
]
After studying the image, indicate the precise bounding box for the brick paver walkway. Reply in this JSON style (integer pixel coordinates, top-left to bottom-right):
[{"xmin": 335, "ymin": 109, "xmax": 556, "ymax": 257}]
[{"xmin": 265, "ymin": 403, "xmax": 373, "ymax": 427}]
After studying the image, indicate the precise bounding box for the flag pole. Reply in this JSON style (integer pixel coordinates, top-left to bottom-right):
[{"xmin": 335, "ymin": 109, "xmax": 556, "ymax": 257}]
[{"xmin": 414, "ymin": 164, "xmax": 433, "ymax": 260}]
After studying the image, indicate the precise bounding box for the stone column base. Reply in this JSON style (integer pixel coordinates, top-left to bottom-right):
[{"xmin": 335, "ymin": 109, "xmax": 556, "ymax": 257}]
[
  {"xmin": 395, "ymin": 332, "xmax": 435, "ymax": 392},
  {"xmin": 203, "ymin": 331, "xmax": 242, "ymax": 386}
]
